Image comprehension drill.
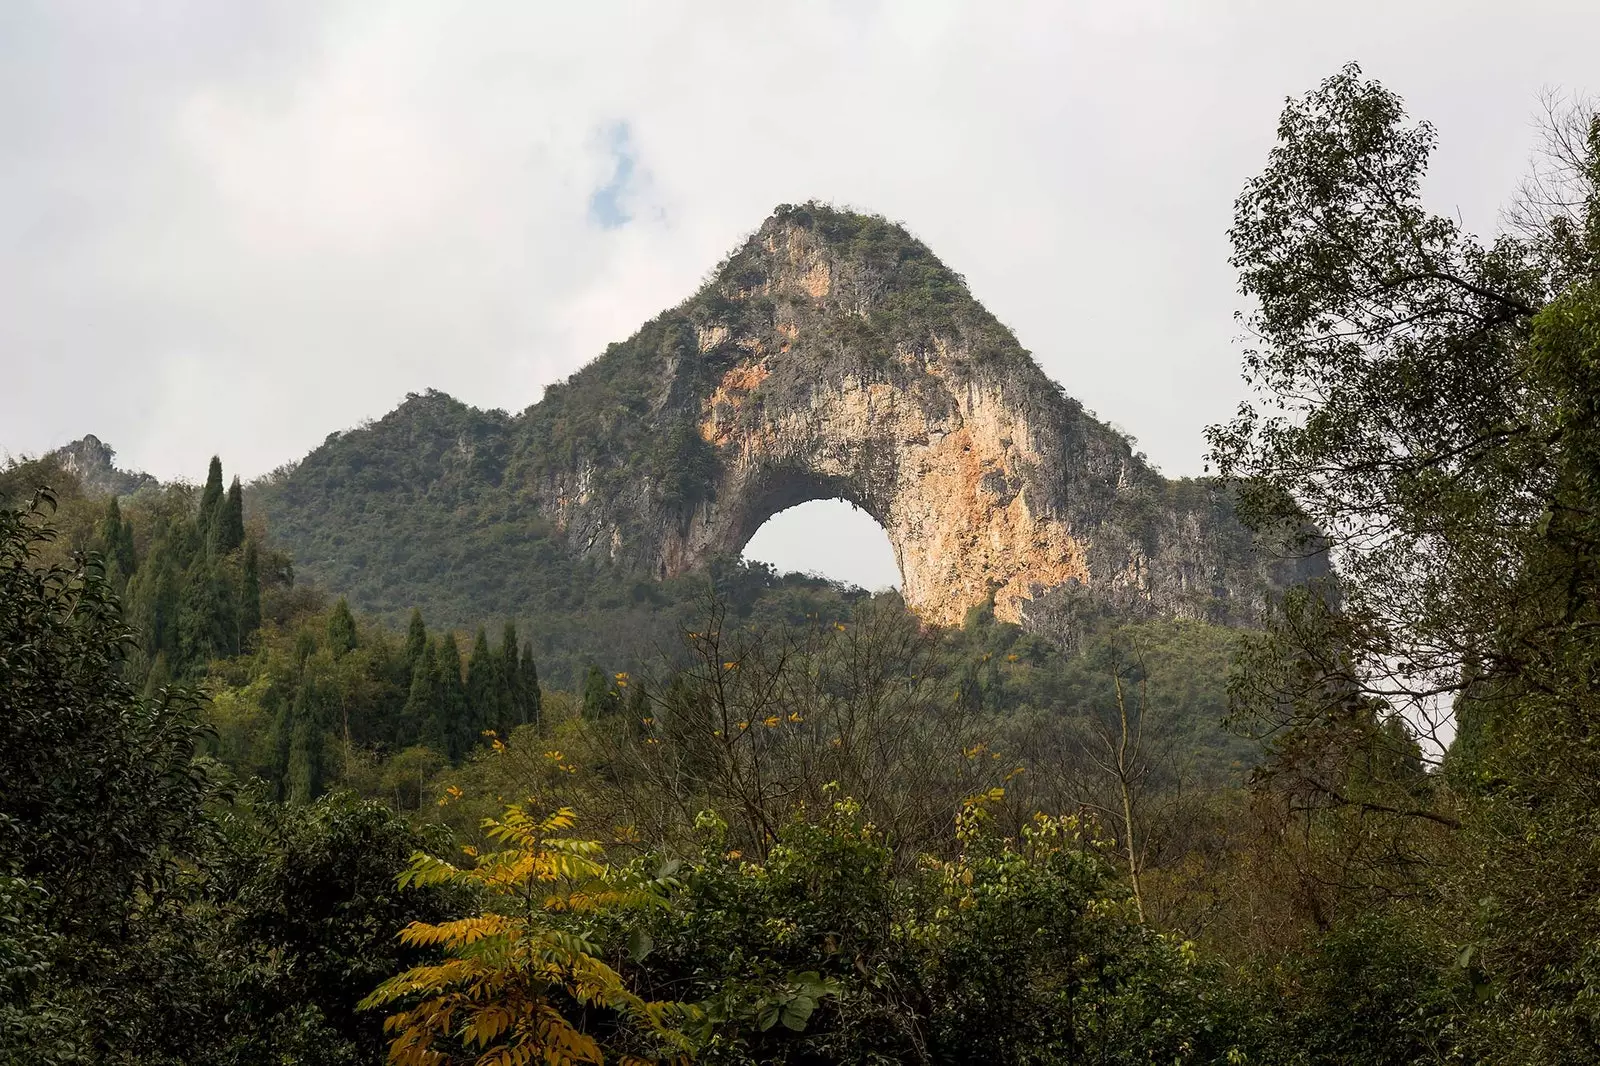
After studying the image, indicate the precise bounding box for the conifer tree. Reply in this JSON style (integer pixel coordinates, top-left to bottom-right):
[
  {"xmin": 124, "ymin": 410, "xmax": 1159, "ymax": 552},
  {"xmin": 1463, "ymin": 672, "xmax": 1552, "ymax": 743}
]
[
  {"xmin": 433, "ymin": 635, "xmax": 468, "ymax": 761},
  {"xmin": 177, "ymin": 559, "xmax": 233, "ymax": 670},
  {"xmin": 405, "ymin": 608, "xmax": 428, "ymax": 669},
  {"xmin": 326, "ymin": 597, "xmax": 358, "ymax": 658},
  {"xmin": 522, "ymin": 640, "xmax": 543, "ymax": 730},
  {"xmin": 94, "ymin": 497, "xmax": 137, "ymax": 587},
  {"xmin": 498, "ymin": 622, "xmax": 523, "ymax": 731},
  {"xmin": 142, "ymin": 650, "xmax": 172, "ymax": 699},
  {"xmin": 269, "ymin": 695, "xmax": 294, "ymax": 801},
  {"xmin": 217, "ymin": 476, "xmax": 245, "ymax": 554},
  {"xmin": 400, "ymin": 634, "xmax": 438, "ymax": 751},
  {"xmin": 240, "ymin": 541, "xmax": 262, "ymax": 646},
  {"xmin": 197, "ymin": 455, "xmax": 224, "ymax": 541},
  {"xmin": 466, "ymin": 625, "xmax": 501, "ymax": 741},
  {"xmin": 581, "ymin": 664, "xmax": 619, "ymax": 719},
  {"xmin": 125, "ymin": 540, "xmax": 180, "ymax": 668},
  {"xmin": 287, "ymin": 674, "xmax": 325, "ymax": 803},
  {"xmin": 625, "ymin": 680, "xmax": 650, "ymax": 739}
]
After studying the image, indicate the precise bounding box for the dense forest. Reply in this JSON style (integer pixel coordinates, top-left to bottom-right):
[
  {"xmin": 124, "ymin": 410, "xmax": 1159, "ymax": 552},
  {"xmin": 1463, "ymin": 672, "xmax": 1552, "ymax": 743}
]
[{"xmin": 5, "ymin": 65, "xmax": 1600, "ymax": 1064}]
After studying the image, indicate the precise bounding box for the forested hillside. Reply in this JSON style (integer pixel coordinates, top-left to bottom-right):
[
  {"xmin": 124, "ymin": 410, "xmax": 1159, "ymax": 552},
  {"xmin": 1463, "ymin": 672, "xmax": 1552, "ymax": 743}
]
[{"xmin": 5, "ymin": 64, "xmax": 1600, "ymax": 1066}]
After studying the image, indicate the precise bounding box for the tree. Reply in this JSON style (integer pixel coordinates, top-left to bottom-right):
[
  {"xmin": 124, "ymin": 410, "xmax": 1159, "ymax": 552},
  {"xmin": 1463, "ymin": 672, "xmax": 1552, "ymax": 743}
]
[
  {"xmin": 327, "ymin": 597, "xmax": 359, "ymax": 658},
  {"xmin": 1208, "ymin": 65, "xmax": 1600, "ymax": 1059},
  {"xmin": 193, "ymin": 794, "xmax": 459, "ymax": 1066},
  {"xmin": 240, "ymin": 540, "xmax": 262, "ymax": 646},
  {"xmin": 582, "ymin": 663, "xmax": 619, "ymax": 720},
  {"xmin": 405, "ymin": 608, "xmax": 428, "ymax": 669},
  {"xmin": 498, "ymin": 622, "xmax": 532, "ymax": 732},
  {"xmin": 177, "ymin": 557, "xmax": 234, "ymax": 669},
  {"xmin": 94, "ymin": 496, "xmax": 136, "ymax": 587},
  {"xmin": 197, "ymin": 455, "xmax": 225, "ymax": 542},
  {"xmin": 521, "ymin": 640, "xmax": 543, "ymax": 731},
  {"xmin": 360, "ymin": 806, "xmax": 693, "ymax": 1066},
  {"xmin": 465, "ymin": 625, "xmax": 502, "ymax": 741},
  {"xmin": 433, "ymin": 635, "xmax": 468, "ymax": 761},
  {"xmin": 1208, "ymin": 62, "xmax": 1554, "ymax": 754},
  {"xmin": 401, "ymin": 636, "xmax": 440, "ymax": 752},
  {"xmin": 287, "ymin": 672, "xmax": 328, "ymax": 803},
  {"xmin": 0, "ymin": 490, "xmax": 210, "ymax": 1058},
  {"xmin": 215, "ymin": 475, "xmax": 246, "ymax": 554}
]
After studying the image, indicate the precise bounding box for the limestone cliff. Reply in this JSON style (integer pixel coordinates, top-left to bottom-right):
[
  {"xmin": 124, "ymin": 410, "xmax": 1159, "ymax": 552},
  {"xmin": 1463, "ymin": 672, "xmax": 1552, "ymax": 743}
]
[
  {"xmin": 258, "ymin": 204, "xmax": 1319, "ymax": 638},
  {"xmin": 46, "ymin": 435, "xmax": 157, "ymax": 498},
  {"xmin": 505, "ymin": 204, "xmax": 1315, "ymax": 630}
]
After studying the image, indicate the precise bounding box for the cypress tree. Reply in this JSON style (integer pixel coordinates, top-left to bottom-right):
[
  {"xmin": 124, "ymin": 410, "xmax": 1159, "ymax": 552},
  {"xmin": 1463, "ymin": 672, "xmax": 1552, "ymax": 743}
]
[
  {"xmin": 287, "ymin": 717, "xmax": 324, "ymax": 802},
  {"xmin": 400, "ymin": 635, "xmax": 437, "ymax": 751},
  {"xmin": 499, "ymin": 622, "xmax": 522, "ymax": 730},
  {"xmin": 326, "ymin": 597, "xmax": 358, "ymax": 658},
  {"xmin": 197, "ymin": 456, "xmax": 224, "ymax": 541},
  {"xmin": 581, "ymin": 664, "xmax": 618, "ymax": 719},
  {"xmin": 142, "ymin": 650, "xmax": 172, "ymax": 699},
  {"xmin": 434, "ymin": 635, "xmax": 467, "ymax": 761},
  {"xmin": 466, "ymin": 626, "xmax": 500, "ymax": 741},
  {"xmin": 405, "ymin": 609, "xmax": 428, "ymax": 669},
  {"xmin": 177, "ymin": 559, "xmax": 232, "ymax": 670},
  {"xmin": 293, "ymin": 627, "xmax": 318, "ymax": 667},
  {"xmin": 522, "ymin": 640, "xmax": 542, "ymax": 730},
  {"xmin": 625, "ymin": 680, "xmax": 650, "ymax": 738},
  {"xmin": 126, "ymin": 539, "xmax": 180, "ymax": 666},
  {"xmin": 115, "ymin": 510, "xmax": 136, "ymax": 579},
  {"xmin": 240, "ymin": 541, "xmax": 262, "ymax": 646},
  {"xmin": 94, "ymin": 497, "xmax": 137, "ymax": 586},
  {"xmin": 269, "ymin": 697, "xmax": 294, "ymax": 801},
  {"xmin": 217, "ymin": 476, "xmax": 245, "ymax": 554},
  {"xmin": 94, "ymin": 496, "xmax": 121, "ymax": 556}
]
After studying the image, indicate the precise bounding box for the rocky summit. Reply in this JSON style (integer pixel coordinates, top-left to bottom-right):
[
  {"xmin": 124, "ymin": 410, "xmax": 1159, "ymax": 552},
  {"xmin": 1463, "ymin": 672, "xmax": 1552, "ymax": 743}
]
[{"xmin": 256, "ymin": 203, "xmax": 1319, "ymax": 638}]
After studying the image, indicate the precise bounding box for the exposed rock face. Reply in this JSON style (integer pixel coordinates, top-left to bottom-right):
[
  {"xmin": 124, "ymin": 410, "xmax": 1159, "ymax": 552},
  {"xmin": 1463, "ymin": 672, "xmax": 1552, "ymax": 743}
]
[
  {"xmin": 47, "ymin": 435, "xmax": 157, "ymax": 497},
  {"xmin": 259, "ymin": 204, "xmax": 1319, "ymax": 638},
  {"xmin": 510, "ymin": 204, "xmax": 1318, "ymax": 631}
]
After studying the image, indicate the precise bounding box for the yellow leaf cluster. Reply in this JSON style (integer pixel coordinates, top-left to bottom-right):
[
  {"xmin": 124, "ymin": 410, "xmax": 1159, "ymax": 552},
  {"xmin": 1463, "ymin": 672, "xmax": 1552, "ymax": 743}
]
[{"xmin": 363, "ymin": 805, "xmax": 695, "ymax": 1066}]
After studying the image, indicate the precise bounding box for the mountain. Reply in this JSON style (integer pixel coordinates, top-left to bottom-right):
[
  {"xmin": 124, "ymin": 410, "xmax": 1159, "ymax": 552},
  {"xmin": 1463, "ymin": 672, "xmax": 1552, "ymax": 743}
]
[
  {"xmin": 251, "ymin": 203, "xmax": 1320, "ymax": 643},
  {"xmin": 46, "ymin": 434, "xmax": 158, "ymax": 497}
]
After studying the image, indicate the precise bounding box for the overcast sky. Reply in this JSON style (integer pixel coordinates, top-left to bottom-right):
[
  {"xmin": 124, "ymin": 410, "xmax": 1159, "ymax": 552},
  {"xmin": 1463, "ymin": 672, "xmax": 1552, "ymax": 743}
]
[{"xmin": 4, "ymin": 1, "xmax": 1597, "ymax": 589}]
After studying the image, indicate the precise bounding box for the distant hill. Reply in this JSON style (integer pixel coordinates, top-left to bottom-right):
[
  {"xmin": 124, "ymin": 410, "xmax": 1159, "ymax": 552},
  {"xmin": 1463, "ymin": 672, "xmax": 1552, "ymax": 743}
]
[{"xmin": 250, "ymin": 203, "xmax": 1320, "ymax": 649}]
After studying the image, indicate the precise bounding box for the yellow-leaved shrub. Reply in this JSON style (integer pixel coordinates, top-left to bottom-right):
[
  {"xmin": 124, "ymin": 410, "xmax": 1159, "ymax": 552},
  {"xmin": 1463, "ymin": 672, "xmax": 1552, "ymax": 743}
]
[{"xmin": 360, "ymin": 806, "xmax": 694, "ymax": 1066}]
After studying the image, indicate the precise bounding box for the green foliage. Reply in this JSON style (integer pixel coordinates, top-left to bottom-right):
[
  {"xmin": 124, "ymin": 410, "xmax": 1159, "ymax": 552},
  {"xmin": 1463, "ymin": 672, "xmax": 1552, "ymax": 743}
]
[
  {"xmin": 195, "ymin": 793, "xmax": 460, "ymax": 1066},
  {"xmin": 1210, "ymin": 66, "xmax": 1600, "ymax": 1063},
  {"xmin": 599, "ymin": 797, "xmax": 1237, "ymax": 1066}
]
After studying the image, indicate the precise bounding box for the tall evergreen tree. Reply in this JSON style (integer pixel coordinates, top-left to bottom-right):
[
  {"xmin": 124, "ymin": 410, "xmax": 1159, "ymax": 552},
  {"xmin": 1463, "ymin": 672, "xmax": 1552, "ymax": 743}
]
[
  {"xmin": 405, "ymin": 609, "xmax": 428, "ymax": 669},
  {"xmin": 269, "ymin": 693, "xmax": 294, "ymax": 801},
  {"xmin": 93, "ymin": 497, "xmax": 137, "ymax": 587},
  {"xmin": 286, "ymin": 674, "xmax": 325, "ymax": 803},
  {"xmin": 176, "ymin": 559, "xmax": 234, "ymax": 670},
  {"xmin": 433, "ymin": 635, "xmax": 468, "ymax": 761},
  {"xmin": 326, "ymin": 597, "xmax": 358, "ymax": 658},
  {"xmin": 197, "ymin": 455, "xmax": 224, "ymax": 542},
  {"xmin": 240, "ymin": 541, "xmax": 262, "ymax": 646},
  {"xmin": 400, "ymin": 634, "xmax": 438, "ymax": 752},
  {"xmin": 465, "ymin": 626, "xmax": 501, "ymax": 740},
  {"xmin": 499, "ymin": 622, "xmax": 523, "ymax": 731},
  {"xmin": 125, "ymin": 540, "xmax": 180, "ymax": 668},
  {"xmin": 216, "ymin": 476, "xmax": 245, "ymax": 554},
  {"xmin": 581, "ymin": 664, "xmax": 618, "ymax": 719},
  {"xmin": 521, "ymin": 640, "xmax": 542, "ymax": 730}
]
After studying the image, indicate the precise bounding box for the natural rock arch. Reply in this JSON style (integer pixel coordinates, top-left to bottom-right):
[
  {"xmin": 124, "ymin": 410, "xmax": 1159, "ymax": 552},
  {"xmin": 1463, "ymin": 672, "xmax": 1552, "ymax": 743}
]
[
  {"xmin": 525, "ymin": 205, "xmax": 1306, "ymax": 632},
  {"xmin": 259, "ymin": 204, "xmax": 1313, "ymax": 638}
]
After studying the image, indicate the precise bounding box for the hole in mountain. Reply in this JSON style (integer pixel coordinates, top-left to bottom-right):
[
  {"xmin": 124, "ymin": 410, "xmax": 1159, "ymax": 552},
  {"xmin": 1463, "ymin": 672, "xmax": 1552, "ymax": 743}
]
[{"xmin": 741, "ymin": 499, "xmax": 900, "ymax": 591}]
